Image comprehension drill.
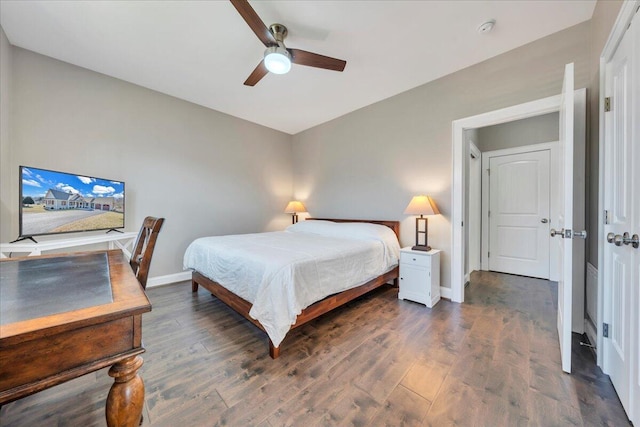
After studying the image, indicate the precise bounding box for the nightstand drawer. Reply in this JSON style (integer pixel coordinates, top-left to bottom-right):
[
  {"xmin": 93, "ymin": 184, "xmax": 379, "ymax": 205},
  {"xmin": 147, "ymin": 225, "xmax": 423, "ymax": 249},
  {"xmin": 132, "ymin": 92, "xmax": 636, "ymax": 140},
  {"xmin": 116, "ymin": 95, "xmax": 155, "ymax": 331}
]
[{"xmin": 400, "ymin": 252, "xmax": 431, "ymax": 269}]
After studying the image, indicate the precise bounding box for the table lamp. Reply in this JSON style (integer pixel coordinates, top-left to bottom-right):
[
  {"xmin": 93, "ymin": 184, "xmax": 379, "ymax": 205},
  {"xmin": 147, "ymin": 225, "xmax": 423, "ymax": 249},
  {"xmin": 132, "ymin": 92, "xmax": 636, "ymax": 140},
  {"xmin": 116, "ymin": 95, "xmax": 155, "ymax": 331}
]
[
  {"xmin": 284, "ymin": 201, "xmax": 306, "ymax": 224},
  {"xmin": 404, "ymin": 195, "xmax": 439, "ymax": 251}
]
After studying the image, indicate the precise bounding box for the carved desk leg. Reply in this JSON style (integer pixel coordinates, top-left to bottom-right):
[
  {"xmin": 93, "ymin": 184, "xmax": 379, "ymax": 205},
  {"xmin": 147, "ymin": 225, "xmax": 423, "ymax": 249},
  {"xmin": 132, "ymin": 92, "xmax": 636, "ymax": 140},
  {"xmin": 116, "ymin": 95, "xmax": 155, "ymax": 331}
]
[{"xmin": 106, "ymin": 355, "xmax": 145, "ymax": 427}]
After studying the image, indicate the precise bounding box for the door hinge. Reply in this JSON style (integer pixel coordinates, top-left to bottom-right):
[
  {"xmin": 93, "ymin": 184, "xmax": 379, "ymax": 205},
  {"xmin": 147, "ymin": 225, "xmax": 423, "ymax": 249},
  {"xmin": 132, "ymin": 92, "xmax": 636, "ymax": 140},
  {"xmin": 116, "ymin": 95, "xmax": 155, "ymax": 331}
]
[
  {"xmin": 488, "ymin": 210, "xmax": 491, "ymax": 218},
  {"xmin": 488, "ymin": 251, "xmax": 490, "ymax": 258},
  {"xmin": 604, "ymin": 209, "xmax": 610, "ymax": 225},
  {"xmin": 604, "ymin": 97, "xmax": 611, "ymax": 112},
  {"xmin": 603, "ymin": 323, "xmax": 609, "ymax": 338},
  {"xmin": 487, "ymin": 169, "xmax": 490, "ymax": 176}
]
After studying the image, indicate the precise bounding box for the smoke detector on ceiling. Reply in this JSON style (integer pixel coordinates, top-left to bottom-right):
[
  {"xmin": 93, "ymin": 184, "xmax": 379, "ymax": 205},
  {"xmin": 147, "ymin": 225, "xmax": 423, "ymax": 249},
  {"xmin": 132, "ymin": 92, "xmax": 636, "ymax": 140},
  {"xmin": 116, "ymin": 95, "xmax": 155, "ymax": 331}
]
[{"xmin": 477, "ymin": 19, "xmax": 496, "ymax": 34}]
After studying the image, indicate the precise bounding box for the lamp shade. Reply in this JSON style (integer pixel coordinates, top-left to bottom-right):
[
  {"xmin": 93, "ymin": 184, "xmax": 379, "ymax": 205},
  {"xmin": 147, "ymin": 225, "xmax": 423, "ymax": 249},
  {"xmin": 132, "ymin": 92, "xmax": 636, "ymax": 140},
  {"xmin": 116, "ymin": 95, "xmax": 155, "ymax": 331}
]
[
  {"xmin": 264, "ymin": 46, "xmax": 292, "ymax": 74},
  {"xmin": 284, "ymin": 201, "xmax": 307, "ymax": 213},
  {"xmin": 404, "ymin": 195, "xmax": 440, "ymax": 216}
]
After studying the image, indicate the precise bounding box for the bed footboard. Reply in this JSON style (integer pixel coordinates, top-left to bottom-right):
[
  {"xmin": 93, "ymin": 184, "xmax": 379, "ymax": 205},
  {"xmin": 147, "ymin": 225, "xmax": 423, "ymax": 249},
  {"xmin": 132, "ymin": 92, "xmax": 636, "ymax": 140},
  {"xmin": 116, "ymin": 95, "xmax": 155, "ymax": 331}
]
[{"xmin": 191, "ymin": 266, "xmax": 398, "ymax": 359}]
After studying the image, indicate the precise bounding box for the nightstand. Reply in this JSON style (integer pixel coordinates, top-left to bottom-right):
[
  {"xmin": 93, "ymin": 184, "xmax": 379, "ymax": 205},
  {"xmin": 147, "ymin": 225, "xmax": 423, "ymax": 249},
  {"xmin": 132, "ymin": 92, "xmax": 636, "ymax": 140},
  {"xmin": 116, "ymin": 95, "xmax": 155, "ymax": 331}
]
[{"xmin": 398, "ymin": 247, "xmax": 441, "ymax": 308}]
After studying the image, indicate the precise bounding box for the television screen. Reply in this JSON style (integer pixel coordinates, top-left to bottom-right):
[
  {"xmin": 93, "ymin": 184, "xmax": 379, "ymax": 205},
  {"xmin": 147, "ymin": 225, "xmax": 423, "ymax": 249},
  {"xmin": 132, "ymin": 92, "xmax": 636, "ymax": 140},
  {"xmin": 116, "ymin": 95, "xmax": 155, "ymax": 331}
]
[{"xmin": 20, "ymin": 166, "xmax": 125, "ymax": 238}]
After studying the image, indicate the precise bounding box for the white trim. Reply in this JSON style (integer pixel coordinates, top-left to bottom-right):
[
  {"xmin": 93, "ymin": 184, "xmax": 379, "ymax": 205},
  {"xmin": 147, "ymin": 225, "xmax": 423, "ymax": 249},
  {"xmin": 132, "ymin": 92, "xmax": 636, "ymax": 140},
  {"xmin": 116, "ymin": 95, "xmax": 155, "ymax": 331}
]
[
  {"xmin": 440, "ymin": 286, "xmax": 452, "ymax": 300},
  {"xmin": 469, "ymin": 142, "xmax": 481, "ymax": 159},
  {"xmin": 464, "ymin": 273, "xmax": 470, "ymax": 284},
  {"xmin": 451, "ymin": 94, "xmax": 561, "ymax": 303},
  {"xmin": 585, "ymin": 318, "xmax": 598, "ymax": 351},
  {"xmin": 480, "ymin": 142, "xmax": 552, "ymax": 159},
  {"xmin": 597, "ymin": 0, "xmax": 640, "ymax": 369},
  {"xmin": 480, "ymin": 142, "xmax": 553, "ymax": 273},
  {"xmin": 586, "ymin": 262, "xmax": 599, "ymax": 338},
  {"xmin": 146, "ymin": 271, "xmax": 192, "ymax": 288},
  {"xmin": 468, "ymin": 142, "xmax": 482, "ymax": 274},
  {"xmin": 481, "ymin": 155, "xmax": 490, "ymax": 271}
]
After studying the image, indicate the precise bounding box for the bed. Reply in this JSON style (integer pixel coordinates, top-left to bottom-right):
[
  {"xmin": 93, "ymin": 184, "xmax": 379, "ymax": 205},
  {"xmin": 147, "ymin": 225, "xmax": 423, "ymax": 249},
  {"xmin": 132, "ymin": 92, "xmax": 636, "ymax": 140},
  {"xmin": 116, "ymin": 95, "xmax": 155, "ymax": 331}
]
[{"xmin": 184, "ymin": 218, "xmax": 401, "ymax": 358}]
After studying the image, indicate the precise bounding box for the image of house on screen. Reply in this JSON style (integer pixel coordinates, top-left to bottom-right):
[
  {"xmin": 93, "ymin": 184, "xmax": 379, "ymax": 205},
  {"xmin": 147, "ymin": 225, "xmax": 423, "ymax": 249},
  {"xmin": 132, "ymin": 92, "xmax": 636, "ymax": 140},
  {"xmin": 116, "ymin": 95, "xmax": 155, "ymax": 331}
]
[{"xmin": 42, "ymin": 189, "xmax": 118, "ymax": 211}]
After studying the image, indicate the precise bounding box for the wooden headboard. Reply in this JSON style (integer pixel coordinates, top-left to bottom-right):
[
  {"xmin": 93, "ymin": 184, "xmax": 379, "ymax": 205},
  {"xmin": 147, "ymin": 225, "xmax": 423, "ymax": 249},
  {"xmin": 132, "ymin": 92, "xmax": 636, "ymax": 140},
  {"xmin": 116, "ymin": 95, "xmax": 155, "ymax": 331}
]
[{"xmin": 307, "ymin": 218, "xmax": 400, "ymax": 239}]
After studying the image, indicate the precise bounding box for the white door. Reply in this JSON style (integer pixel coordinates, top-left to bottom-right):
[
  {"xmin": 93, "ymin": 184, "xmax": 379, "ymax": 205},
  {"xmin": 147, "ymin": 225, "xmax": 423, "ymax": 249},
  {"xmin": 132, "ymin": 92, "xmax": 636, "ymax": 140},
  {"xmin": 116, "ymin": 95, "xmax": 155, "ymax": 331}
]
[
  {"xmin": 488, "ymin": 150, "xmax": 550, "ymax": 279},
  {"xmin": 552, "ymin": 63, "xmax": 574, "ymax": 374},
  {"xmin": 602, "ymin": 10, "xmax": 637, "ymax": 419},
  {"xmin": 634, "ymin": 16, "xmax": 640, "ymax": 415}
]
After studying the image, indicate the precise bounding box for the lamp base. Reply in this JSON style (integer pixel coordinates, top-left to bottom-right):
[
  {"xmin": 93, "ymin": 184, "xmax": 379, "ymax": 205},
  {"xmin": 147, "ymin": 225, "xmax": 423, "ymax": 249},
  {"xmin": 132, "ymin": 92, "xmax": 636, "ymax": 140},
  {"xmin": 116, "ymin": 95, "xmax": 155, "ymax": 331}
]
[{"xmin": 411, "ymin": 245, "xmax": 431, "ymax": 252}]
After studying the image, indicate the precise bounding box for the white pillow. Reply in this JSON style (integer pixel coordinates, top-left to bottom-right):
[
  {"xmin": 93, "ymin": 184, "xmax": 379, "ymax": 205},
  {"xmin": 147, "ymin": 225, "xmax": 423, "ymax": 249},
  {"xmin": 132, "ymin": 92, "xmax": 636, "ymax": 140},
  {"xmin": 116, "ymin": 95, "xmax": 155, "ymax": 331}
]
[
  {"xmin": 333, "ymin": 222, "xmax": 401, "ymax": 263},
  {"xmin": 285, "ymin": 220, "xmax": 338, "ymax": 235},
  {"xmin": 286, "ymin": 220, "xmax": 400, "ymax": 264}
]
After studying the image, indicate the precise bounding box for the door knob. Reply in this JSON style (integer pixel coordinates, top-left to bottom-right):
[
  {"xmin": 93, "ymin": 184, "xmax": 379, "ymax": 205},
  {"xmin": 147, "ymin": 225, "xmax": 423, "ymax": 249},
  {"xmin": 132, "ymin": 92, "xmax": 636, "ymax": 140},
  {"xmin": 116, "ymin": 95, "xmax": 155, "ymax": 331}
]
[
  {"xmin": 607, "ymin": 233, "xmax": 624, "ymax": 246},
  {"xmin": 572, "ymin": 230, "xmax": 587, "ymax": 239},
  {"xmin": 541, "ymin": 218, "xmax": 549, "ymax": 224},
  {"xmin": 622, "ymin": 232, "xmax": 639, "ymax": 249},
  {"xmin": 550, "ymin": 228, "xmax": 564, "ymax": 237}
]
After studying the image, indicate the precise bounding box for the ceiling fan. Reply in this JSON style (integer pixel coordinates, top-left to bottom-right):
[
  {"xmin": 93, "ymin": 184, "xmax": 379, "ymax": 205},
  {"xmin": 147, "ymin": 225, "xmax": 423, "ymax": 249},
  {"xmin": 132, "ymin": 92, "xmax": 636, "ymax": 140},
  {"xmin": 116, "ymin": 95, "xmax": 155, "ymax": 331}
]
[{"xmin": 230, "ymin": 0, "xmax": 347, "ymax": 86}]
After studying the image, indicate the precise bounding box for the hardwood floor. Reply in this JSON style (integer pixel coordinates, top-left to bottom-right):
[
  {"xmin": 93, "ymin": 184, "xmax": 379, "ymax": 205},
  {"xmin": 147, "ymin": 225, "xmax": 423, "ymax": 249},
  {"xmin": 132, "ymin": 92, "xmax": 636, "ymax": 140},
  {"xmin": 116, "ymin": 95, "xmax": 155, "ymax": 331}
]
[{"xmin": 0, "ymin": 271, "xmax": 630, "ymax": 426}]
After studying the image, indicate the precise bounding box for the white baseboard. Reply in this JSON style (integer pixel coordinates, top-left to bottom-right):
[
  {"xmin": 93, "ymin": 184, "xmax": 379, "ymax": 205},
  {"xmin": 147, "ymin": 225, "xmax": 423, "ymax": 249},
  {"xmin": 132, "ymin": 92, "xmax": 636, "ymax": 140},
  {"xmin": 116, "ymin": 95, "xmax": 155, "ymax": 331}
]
[
  {"xmin": 147, "ymin": 273, "xmax": 457, "ymax": 300},
  {"xmin": 146, "ymin": 271, "xmax": 192, "ymax": 288},
  {"xmin": 586, "ymin": 262, "xmax": 598, "ymax": 325},
  {"xmin": 585, "ymin": 318, "xmax": 598, "ymax": 352}
]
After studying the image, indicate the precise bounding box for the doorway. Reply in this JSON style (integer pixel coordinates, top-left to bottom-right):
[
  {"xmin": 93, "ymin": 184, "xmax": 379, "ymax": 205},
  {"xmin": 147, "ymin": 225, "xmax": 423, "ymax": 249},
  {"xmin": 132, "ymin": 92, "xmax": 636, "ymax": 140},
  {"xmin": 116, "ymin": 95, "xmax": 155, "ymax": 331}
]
[
  {"xmin": 452, "ymin": 90, "xmax": 586, "ymax": 309},
  {"xmin": 466, "ymin": 116, "xmax": 560, "ymax": 283},
  {"xmin": 482, "ymin": 145, "xmax": 551, "ymax": 279}
]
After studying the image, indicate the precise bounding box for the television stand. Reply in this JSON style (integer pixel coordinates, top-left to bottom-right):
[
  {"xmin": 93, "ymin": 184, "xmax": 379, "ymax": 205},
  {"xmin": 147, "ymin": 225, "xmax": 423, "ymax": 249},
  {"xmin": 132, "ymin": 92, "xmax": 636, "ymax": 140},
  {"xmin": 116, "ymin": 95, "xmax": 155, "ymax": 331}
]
[
  {"xmin": 106, "ymin": 228, "xmax": 124, "ymax": 234},
  {"xmin": 8, "ymin": 236, "xmax": 38, "ymax": 244},
  {"xmin": 0, "ymin": 232, "xmax": 138, "ymax": 259}
]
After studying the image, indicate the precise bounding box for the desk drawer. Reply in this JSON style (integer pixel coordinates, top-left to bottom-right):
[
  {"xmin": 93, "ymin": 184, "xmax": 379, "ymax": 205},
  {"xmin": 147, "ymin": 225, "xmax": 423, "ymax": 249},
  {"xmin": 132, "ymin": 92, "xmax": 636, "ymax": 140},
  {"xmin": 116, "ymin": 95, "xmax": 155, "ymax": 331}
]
[
  {"xmin": 0, "ymin": 317, "xmax": 135, "ymax": 396},
  {"xmin": 400, "ymin": 252, "xmax": 431, "ymax": 269}
]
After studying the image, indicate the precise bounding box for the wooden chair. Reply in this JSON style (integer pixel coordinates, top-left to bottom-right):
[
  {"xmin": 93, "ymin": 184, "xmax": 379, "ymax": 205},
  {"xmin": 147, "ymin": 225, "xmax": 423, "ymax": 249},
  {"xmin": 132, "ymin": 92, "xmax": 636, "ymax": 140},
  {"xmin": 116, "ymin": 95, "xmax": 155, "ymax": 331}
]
[{"xmin": 130, "ymin": 216, "xmax": 164, "ymax": 290}]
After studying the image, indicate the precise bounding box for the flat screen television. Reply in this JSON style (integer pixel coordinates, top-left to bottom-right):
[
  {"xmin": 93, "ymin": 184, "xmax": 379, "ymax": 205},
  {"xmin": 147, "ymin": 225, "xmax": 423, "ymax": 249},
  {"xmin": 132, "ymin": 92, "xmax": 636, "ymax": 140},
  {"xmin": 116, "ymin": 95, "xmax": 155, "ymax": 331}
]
[{"xmin": 18, "ymin": 166, "xmax": 125, "ymax": 241}]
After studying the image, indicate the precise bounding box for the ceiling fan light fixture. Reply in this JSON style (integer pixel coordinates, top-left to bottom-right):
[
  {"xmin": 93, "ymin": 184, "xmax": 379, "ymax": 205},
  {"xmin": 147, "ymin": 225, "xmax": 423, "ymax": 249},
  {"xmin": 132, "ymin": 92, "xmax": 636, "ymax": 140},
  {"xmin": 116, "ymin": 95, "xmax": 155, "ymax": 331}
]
[{"xmin": 264, "ymin": 46, "xmax": 291, "ymax": 74}]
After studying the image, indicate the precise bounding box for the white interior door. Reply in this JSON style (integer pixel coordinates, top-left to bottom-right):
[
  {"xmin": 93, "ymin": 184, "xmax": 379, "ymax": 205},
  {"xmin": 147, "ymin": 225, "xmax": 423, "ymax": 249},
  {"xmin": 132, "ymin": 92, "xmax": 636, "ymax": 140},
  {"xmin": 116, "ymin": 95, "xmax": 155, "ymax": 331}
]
[
  {"xmin": 553, "ymin": 63, "xmax": 574, "ymax": 374},
  {"xmin": 633, "ymin": 9, "xmax": 640, "ymax": 420},
  {"xmin": 602, "ymin": 10, "xmax": 637, "ymax": 419},
  {"xmin": 488, "ymin": 150, "xmax": 550, "ymax": 279}
]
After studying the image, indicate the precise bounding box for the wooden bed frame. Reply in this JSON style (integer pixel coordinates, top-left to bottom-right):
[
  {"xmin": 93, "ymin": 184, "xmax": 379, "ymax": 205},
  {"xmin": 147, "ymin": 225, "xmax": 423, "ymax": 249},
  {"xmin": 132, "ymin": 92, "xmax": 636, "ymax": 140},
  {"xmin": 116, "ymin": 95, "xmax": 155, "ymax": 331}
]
[{"xmin": 191, "ymin": 218, "xmax": 400, "ymax": 359}]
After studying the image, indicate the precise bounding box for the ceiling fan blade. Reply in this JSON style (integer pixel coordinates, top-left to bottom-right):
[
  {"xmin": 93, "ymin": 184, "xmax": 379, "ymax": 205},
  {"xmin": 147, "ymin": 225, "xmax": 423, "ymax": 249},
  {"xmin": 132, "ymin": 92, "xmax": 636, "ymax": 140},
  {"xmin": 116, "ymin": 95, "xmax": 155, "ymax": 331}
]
[
  {"xmin": 244, "ymin": 60, "xmax": 269, "ymax": 86},
  {"xmin": 289, "ymin": 49, "xmax": 346, "ymax": 72},
  {"xmin": 230, "ymin": 0, "xmax": 277, "ymax": 47}
]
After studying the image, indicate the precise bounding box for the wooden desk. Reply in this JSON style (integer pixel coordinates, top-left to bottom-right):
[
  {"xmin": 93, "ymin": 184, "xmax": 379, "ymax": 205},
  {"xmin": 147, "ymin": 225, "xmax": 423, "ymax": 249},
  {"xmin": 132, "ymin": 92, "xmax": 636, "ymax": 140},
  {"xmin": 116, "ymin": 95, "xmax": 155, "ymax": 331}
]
[{"xmin": 0, "ymin": 250, "xmax": 151, "ymax": 427}]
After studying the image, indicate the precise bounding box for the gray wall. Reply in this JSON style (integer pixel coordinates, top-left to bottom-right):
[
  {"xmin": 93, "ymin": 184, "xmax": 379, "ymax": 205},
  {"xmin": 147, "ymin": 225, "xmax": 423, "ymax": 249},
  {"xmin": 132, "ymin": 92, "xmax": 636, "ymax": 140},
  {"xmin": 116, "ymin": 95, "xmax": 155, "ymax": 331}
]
[
  {"xmin": 0, "ymin": 28, "xmax": 12, "ymax": 243},
  {"xmin": 4, "ymin": 47, "xmax": 293, "ymax": 278},
  {"xmin": 0, "ymin": 0, "xmax": 624, "ymax": 283},
  {"xmin": 292, "ymin": 21, "xmax": 592, "ymax": 290},
  {"xmin": 587, "ymin": 0, "xmax": 624, "ymax": 267},
  {"xmin": 476, "ymin": 112, "xmax": 559, "ymax": 152}
]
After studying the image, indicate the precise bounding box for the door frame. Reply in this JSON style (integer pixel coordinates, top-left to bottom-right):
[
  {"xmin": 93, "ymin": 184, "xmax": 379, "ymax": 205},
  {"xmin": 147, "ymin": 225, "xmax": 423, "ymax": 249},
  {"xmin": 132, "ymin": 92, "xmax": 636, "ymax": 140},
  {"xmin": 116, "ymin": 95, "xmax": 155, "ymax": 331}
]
[
  {"xmin": 597, "ymin": 0, "xmax": 640, "ymax": 368},
  {"xmin": 467, "ymin": 141, "xmax": 481, "ymax": 279},
  {"xmin": 452, "ymin": 95, "xmax": 560, "ymax": 302},
  {"xmin": 480, "ymin": 143, "xmax": 555, "ymax": 278}
]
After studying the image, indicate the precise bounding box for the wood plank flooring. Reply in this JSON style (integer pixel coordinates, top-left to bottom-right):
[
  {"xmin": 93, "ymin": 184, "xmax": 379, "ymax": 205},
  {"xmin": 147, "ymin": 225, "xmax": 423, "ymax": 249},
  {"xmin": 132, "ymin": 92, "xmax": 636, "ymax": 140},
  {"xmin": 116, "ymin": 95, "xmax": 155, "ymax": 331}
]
[{"xmin": 0, "ymin": 271, "xmax": 631, "ymax": 426}]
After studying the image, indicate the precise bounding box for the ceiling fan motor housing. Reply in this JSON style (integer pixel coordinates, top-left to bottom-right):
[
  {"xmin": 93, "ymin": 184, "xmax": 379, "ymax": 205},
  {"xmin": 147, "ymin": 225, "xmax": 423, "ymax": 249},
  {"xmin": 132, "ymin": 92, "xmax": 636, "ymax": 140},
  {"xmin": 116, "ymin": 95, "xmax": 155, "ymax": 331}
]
[{"xmin": 269, "ymin": 24, "xmax": 288, "ymax": 44}]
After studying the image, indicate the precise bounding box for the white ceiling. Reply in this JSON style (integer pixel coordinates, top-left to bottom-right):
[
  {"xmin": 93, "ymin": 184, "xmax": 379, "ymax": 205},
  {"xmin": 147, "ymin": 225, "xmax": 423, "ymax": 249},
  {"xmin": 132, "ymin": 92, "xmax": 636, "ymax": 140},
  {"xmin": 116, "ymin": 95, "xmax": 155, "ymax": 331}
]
[{"xmin": 0, "ymin": 1, "xmax": 596, "ymax": 135}]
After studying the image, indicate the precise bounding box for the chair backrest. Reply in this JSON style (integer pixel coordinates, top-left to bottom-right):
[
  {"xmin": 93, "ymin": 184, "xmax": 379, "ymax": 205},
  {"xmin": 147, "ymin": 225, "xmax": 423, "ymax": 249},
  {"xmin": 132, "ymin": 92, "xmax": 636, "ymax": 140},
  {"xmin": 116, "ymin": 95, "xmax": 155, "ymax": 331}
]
[{"xmin": 130, "ymin": 216, "xmax": 165, "ymax": 289}]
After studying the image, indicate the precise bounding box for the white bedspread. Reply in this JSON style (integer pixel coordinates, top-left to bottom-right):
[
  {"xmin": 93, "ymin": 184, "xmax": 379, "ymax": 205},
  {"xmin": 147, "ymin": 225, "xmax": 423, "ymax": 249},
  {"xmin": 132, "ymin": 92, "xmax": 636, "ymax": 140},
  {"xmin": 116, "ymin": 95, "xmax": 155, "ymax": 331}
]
[{"xmin": 183, "ymin": 221, "xmax": 400, "ymax": 347}]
